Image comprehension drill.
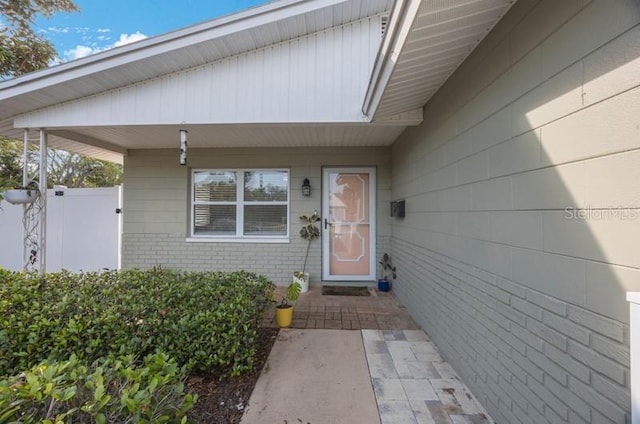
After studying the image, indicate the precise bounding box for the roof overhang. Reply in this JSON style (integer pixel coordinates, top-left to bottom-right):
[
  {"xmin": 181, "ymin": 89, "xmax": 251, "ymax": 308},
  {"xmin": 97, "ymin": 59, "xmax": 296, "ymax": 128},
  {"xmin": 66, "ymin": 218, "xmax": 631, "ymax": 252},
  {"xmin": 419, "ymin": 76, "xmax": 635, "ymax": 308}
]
[
  {"xmin": 0, "ymin": 0, "xmax": 516, "ymax": 162},
  {"xmin": 0, "ymin": 0, "xmax": 390, "ymax": 110},
  {"xmin": 0, "ymin": 0, "xmax": 395, "ymax": 162},
  {"xmin": 363, "ymin": 0, "xmax": 515, "ymax": 120}
]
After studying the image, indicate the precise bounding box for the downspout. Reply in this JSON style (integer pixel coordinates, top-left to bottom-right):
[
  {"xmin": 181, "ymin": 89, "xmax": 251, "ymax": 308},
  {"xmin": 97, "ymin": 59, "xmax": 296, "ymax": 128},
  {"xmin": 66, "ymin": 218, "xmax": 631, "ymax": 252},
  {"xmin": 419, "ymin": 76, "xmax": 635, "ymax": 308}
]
[{"xmin": 361, "ymin": 0, "xmax": 422, "ymax": 120}]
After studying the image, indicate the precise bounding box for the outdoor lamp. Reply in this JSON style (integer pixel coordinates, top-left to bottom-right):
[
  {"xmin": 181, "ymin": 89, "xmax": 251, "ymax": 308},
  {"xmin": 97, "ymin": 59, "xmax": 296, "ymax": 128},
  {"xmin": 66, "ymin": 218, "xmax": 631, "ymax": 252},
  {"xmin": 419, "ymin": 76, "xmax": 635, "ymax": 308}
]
[
  {"xmin": 302, "ymin": 178, "xmax": 311, "ymax": 197},
  {"xmin": 179, "ymin": 128, "xmax": 188, "ymax": 165}
]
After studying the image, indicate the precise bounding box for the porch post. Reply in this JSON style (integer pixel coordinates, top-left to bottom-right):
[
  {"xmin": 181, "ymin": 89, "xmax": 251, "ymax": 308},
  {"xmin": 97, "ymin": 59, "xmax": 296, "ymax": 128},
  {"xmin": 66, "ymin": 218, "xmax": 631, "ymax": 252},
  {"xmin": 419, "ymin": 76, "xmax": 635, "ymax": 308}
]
[
  {"xmin": 22, "ymin": 129, "xmax": 32, "ymax": 271},
  {"xmin": 39, "ymin": 129, "xmax": 47, "ymax": 274}
]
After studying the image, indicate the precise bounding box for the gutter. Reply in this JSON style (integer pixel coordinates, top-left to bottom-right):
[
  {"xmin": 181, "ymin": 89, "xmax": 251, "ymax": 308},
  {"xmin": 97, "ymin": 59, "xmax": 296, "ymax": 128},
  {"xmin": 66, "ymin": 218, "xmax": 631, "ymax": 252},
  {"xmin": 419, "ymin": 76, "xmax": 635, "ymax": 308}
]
[{"xmin": 361, "ymin": 0, "xmax": 422, "ymax": 120}]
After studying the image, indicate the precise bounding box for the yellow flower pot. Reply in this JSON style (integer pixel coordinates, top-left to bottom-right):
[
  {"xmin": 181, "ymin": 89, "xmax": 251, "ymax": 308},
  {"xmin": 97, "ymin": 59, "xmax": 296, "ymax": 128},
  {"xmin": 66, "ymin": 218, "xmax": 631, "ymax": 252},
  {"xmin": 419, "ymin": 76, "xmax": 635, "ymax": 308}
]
[{"xmin": 276, "ymin": 306, "xmax": 294, "ymax": 328}]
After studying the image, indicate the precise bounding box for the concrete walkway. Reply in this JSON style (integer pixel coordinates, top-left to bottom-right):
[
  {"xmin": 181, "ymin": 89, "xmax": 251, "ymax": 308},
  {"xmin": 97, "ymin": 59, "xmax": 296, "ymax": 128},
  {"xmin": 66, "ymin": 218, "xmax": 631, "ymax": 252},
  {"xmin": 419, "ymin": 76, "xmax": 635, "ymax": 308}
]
[
  {"xmin": 240, "ymin": 329, "xmax": 381, "ymax": 423},
  {"xmin": 242, "ymin": 328, "xmax": 495, "ymax": 424},
  {"xmin": 249, "ymin": 290, "xmax": 493, "ymax": 423}
]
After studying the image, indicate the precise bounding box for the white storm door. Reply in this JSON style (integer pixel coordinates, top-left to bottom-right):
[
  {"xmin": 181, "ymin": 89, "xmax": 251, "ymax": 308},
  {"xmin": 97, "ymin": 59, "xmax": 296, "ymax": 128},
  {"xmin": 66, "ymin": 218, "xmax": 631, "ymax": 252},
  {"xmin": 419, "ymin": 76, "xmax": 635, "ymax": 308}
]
[{"xmin": 322, "ymin": 167, "xmax": 376, "ymax": 281}]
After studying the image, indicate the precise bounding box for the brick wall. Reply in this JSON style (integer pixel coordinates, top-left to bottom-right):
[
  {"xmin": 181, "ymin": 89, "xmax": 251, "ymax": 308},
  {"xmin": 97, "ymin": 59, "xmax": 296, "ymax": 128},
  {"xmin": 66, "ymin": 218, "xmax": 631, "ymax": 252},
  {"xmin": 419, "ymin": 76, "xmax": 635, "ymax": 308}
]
[
  {"xmin": 122, "ymin": 146, "xmax": 391, "ymax": 286},
  {"xmin": 393, "ymin": 238, "xmax": 630, "ymax": 423},
  {"xmin": 390, "ymin": 0, "xmax": 640, "ymax": 423}
]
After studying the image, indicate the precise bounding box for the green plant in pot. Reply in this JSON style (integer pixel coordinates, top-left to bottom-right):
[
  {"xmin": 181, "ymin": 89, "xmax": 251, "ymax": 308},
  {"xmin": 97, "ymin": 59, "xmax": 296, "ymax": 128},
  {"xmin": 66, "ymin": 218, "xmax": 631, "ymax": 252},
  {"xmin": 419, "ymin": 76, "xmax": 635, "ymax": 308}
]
[
  {"xmin": 293, "ymin": 210, "xmax": 321, "ymax": 293},
  {"xmin": 2, "ymin": 180, "xmax": 40, "ymax": 205},
  {"xmin": 378, "ymin": 253, "xmax": 396, "ymax": 292},
  {"xmin": 275, "ymin": 281, "xmax": 302, "ymax": 328}
]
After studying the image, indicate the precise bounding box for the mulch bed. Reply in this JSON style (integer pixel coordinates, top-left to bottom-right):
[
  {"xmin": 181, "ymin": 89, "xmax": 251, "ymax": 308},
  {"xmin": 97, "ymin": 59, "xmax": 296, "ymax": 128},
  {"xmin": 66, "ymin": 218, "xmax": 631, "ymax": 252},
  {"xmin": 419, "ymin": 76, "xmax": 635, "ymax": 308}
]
[{"xmin": 186, "ymin": 327, "xmax": 279, "ymax": 424}]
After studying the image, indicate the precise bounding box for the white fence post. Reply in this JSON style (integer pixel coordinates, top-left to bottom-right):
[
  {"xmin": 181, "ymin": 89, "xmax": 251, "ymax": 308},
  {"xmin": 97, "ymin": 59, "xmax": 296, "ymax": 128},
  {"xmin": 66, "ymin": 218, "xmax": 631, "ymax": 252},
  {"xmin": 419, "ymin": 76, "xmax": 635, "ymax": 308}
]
[{"xmin": 628, "ymin": 292, "xmax": 640, "ymax": 424}]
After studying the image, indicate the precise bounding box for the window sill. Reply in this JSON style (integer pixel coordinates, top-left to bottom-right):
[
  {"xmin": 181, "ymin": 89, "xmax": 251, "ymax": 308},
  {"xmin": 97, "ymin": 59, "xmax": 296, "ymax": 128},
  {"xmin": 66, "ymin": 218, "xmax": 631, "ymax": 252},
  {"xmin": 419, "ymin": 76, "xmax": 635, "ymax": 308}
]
[{"xmin": 186, "ymin": 237, "xmax": 290, "ymax": 244}]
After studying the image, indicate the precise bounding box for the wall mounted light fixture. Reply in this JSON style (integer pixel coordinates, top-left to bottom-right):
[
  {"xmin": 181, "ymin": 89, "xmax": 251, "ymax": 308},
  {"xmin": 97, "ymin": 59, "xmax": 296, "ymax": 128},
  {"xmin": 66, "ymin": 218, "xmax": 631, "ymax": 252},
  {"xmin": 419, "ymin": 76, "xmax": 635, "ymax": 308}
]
[
  {"xmin": 179, "ymin": 128, "xmax": 188, "ymax": 165},
  {"xmin": 302, "ymin": 178, "xmax": 311, "ymax": 197}
]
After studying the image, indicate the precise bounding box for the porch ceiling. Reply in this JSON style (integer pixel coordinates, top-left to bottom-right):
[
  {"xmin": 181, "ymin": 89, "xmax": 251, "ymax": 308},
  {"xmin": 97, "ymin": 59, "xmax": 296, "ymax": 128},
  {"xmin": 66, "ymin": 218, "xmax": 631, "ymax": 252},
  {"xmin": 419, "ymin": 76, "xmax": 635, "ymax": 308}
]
[{"xmin": 43, "ymin": 124, "xmax": 408, "ymax": 153}]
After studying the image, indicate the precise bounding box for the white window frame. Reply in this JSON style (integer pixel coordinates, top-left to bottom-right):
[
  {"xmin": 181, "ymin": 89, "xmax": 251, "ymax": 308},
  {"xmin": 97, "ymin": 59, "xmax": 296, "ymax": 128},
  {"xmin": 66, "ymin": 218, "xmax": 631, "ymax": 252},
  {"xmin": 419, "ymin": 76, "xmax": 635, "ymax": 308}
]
[{"xmin": 187, "ymin": 168, "xmax": 290, "ymax": 243}]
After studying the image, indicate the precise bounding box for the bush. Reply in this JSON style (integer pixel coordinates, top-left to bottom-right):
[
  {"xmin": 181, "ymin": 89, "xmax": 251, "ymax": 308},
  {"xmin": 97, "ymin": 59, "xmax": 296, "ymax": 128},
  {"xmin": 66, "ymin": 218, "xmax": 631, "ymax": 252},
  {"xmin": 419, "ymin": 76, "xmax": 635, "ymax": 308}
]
[
  {"xmin": 0, "ymin": 352, "xmax": 196, "ymax": 423},
  {"xmin": 0, "ymin": 268, "xmax": 275, "ymax": 377}
]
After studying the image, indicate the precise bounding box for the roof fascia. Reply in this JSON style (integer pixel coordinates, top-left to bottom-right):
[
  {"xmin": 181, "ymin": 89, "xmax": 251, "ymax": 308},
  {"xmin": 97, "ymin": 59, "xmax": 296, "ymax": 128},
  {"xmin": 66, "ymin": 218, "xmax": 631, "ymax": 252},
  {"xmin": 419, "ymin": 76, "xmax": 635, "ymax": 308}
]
[
  {"xmin": 361, "ymin": 0, "xmax": 421, "ymax": 119},
  {"xmin": 0, "ymin": 0, "xmax": 348, "ymax": 100}
]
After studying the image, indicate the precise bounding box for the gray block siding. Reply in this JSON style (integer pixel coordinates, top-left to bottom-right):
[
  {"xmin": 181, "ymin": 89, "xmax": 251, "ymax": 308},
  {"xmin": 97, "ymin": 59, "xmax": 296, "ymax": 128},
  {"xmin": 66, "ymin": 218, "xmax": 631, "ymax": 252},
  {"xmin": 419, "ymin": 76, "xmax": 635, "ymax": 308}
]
[
  {"xmin": 122, "ymin": 233, "xmax": 390, "ymax": 286},
  {"xmin": 390, "ymin": 0, "xmax": 640, "ymax": 423},
  {"xmin": 122, "ymin": 146, "xmax": 391, "ymax": 286},
  {"xmin": 393, "ymin": 238, "xmax": 630, "ymax": 424},
  {"xmin": 123, "ymin": 233, "xmax": 317, "ymax": 284}
]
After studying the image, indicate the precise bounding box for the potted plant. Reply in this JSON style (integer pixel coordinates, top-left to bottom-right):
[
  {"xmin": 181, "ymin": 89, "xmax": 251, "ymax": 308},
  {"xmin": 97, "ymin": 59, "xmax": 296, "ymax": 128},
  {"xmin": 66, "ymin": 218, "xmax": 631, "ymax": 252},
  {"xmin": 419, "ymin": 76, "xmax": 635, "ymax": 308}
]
[
  {"xmin": 275, "ymin": 281, "xmax": 302, "ymax": 328},
  {"xmin": 293, "ymin": 211, "xmax": 321, "ymax": 293},
  {"xmin": 2, "ymin": 181, "xmax": 40, "ymax": 205},
  {"xmin": 378, "ymin": 253, "xmax": 396, "ymax": 292}
]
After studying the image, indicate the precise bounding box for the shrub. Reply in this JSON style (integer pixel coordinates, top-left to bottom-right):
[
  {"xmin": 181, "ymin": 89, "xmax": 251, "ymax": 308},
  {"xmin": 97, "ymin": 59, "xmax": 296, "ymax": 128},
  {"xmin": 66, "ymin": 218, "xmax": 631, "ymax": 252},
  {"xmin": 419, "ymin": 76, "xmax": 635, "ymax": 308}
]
[
  {"xmin": 0, "ymin": 268, "xmax": 275, "ymax": 377},
  {"xmin": 0, "ymin": 352, "xmax": 196, "ymax": 423}
]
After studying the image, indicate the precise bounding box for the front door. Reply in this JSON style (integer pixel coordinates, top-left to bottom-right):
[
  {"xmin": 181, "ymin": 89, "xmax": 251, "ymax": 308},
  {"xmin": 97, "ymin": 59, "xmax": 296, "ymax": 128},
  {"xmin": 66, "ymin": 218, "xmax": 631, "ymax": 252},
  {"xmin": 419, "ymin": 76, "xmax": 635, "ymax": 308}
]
[{"xmin": 322, "ymin": 167, "xmax": 376, "ymax": 282}]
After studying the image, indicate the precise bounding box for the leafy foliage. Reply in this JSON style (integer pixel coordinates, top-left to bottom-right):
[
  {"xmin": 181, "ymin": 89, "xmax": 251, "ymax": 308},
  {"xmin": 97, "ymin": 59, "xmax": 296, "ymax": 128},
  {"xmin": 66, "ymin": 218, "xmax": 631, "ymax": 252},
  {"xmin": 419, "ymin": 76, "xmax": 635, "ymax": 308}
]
[
  {"xmin": 278, "ymin": 282, "xmax": 301, "ymax": 308},
  {"xmin": 0, "ymin": 352, "xmax": 196, "ymax": 423},
  {"xmin": 298, "ymin": 211, "xmax": 321, "ymax": 274},
  {"xmin": 379, "ymin": 253, "xmax": 396, "ymax": 281},
  {"xmin": 0, "ymin": 138, "xmax": 123, "ymax": 190},
  {"xmin": 0, "ymin": 139, "xmax": 24, "ymax": 189},
  {"xmin": 298, "ymin": 211, "xmax": 321, "ymax": 242},
  {"xmin": 46, "ymin": 148, "xmax": 123, "ymax": 188},
  {"xmin": 0, "ymin": 268, "xmax": 275, "ymax": 378},
  {"xmin": 0, "ymin": 0, "xmax": 79, "ymax": 79}
]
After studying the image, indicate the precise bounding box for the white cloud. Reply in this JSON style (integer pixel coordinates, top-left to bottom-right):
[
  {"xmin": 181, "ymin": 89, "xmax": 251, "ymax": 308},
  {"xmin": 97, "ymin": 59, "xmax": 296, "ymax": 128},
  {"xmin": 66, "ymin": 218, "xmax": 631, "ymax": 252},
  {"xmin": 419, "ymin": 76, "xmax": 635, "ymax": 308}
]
[
  {"xmin": 113, "ymin": 32, "xmax": 147, "ymax": 47},
  {"xmin": 63, "ymin": 45, "xmax": 97, "ymax": 60},
  {"xmin": 97, "ymin": 28, "xmax": 111, "ymax": 33},
  {"xmin": 45, "ymin": 26, "xmax": 70, "ymax": 34},
  {"xmin": 62, "ymin": 31, "xmax": 147, "ymax": 61}
]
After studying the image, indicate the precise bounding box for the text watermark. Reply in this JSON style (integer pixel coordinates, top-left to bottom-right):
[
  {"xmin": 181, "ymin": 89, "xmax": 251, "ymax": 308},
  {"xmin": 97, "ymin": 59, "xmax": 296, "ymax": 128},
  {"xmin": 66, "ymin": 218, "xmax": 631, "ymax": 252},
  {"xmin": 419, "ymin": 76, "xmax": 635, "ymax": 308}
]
[{"xmin": 564, "ymin": 207, "xmax": 639, "ymax": 220}]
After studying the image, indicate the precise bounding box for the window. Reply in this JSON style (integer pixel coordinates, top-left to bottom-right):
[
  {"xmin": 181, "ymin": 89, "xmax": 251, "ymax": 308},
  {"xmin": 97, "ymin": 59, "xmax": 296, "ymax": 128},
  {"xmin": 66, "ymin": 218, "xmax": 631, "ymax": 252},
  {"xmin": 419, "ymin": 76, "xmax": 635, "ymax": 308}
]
[{"xmin": 191, "ymin": 169, "xmax": 289, "ymax": 241}]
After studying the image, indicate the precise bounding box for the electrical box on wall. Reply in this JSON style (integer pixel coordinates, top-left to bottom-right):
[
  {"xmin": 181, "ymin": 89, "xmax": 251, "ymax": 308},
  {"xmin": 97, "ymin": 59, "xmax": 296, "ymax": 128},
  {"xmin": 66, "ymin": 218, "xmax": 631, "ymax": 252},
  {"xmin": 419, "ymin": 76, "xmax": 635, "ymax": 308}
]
[{"xmin": 390, "ymin": 200, "xmax": 405, "ymax": 218}]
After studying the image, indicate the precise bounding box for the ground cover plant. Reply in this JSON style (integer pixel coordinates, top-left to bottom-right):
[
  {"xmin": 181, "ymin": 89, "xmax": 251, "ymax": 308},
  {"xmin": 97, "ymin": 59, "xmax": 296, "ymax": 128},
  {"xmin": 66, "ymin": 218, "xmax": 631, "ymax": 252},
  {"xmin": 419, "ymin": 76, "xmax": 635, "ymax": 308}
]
[{"xmin": 0, "ymin": 268, "xmax": 275, "ymax": 423}]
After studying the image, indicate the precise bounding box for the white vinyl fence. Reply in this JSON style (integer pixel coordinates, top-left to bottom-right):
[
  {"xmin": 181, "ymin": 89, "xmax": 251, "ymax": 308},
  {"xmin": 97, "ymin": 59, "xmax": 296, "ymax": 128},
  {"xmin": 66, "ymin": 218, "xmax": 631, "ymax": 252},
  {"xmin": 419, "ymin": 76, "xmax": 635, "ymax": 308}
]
[{"xmin": 0, "ymin": 186, "xmax": 122, "ymax": 272}]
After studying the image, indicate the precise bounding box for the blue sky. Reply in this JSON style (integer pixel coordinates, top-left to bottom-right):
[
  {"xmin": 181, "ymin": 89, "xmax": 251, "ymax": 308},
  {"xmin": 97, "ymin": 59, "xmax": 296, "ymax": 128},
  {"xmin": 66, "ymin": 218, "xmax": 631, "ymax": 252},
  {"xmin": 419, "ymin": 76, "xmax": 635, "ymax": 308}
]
[{"xmin": 35, "ymin": 0, "xmax": 270, "ymax": 62}]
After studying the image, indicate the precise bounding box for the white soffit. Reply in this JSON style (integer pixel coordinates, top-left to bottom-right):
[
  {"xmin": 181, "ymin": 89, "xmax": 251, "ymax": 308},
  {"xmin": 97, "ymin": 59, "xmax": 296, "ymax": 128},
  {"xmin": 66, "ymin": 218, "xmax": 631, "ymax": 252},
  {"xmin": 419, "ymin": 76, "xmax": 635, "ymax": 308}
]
[{"xmin": 365, "ymin": 0, "xmax": 515, "ymax": 120}]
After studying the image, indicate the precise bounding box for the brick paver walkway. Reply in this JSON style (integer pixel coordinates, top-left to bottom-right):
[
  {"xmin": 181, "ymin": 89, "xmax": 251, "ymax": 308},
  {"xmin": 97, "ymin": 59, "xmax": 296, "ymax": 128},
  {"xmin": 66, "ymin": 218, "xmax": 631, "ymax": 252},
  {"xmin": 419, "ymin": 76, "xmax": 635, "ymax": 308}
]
[
  {"xmin": 364, "ymin": 329, "xmax": 495, "ymax": 424},
  {"xmin": 263, "ymin": 286, "xmax": 420, "ymax": 330},
  {"xmin": 261, "ymin": 287, "xmax": 495, "ymax": 424}
]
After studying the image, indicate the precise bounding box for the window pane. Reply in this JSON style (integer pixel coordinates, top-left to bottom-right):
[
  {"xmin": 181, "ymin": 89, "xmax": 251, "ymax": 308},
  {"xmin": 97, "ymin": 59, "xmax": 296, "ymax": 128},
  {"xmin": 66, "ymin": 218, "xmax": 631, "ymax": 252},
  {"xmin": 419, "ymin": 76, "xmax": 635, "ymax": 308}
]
[
  {"xmin": 244, "ymin": 205, "xmax": 287, "ymax": 236},
  {"xmin": 244, "ymin": 171, "xmax": 288, "ymax": 201},
  {"xmin": 194, "ymin": 205, "xmax": 236, "ymax": 235},
  {"xmin": 194, "ymin": 171, "xmax": 236, "ymax": 202}
]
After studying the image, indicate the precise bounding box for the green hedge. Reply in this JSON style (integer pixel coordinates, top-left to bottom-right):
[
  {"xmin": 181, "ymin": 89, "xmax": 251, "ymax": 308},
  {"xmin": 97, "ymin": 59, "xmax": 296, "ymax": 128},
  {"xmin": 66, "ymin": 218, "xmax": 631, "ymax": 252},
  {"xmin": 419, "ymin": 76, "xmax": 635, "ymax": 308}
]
[
  {"xmin": 0, "ymin": 352, "xmax": 196, "ymax": 423},
  {"xmin": 0, "ymin": 268, "xmax": 275, "ymax": 377}
]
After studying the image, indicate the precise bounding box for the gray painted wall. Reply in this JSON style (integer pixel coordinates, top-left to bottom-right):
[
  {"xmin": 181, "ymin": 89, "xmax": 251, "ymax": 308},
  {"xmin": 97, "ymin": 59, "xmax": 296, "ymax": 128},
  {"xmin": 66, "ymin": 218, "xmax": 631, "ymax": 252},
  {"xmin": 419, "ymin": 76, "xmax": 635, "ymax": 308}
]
[
  {"xmin": 122, "ymin": 146, "xmax": 391, "ymax": 286},
  {"xmin": 390, "ymin": 0, "xmax": 640, "ymax": 423}
]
